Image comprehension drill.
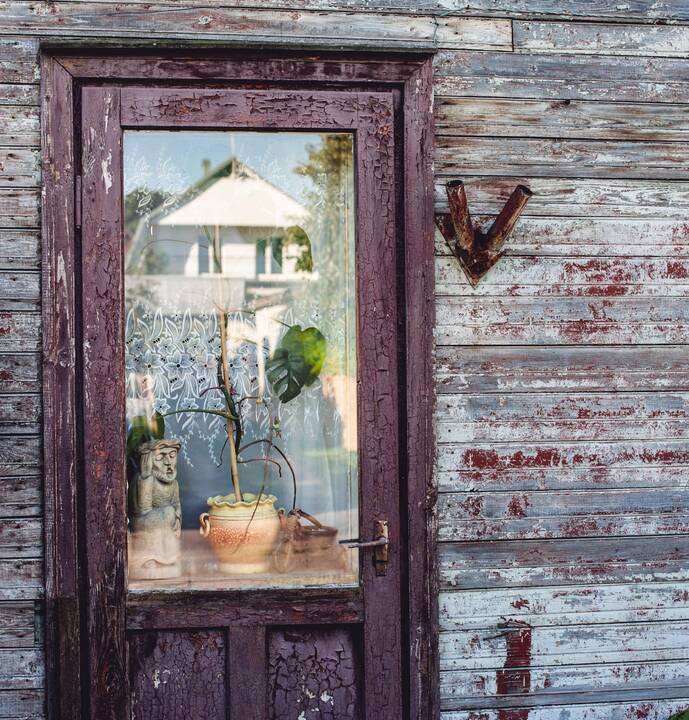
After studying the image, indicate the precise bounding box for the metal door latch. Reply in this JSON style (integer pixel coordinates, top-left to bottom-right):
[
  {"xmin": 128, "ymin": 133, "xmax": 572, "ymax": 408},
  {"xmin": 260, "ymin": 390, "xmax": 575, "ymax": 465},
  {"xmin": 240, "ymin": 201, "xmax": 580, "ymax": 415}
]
[{"xmin": 341, "ymin": 519, "xmax": 389, "ymax": 576}]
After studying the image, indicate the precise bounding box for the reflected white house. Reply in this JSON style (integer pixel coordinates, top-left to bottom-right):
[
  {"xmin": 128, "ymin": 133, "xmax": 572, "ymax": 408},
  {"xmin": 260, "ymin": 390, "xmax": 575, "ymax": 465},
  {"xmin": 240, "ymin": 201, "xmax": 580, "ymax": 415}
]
[{"xmin": 126, "ymin": 158, "xmax": 314, "ymax": 313}]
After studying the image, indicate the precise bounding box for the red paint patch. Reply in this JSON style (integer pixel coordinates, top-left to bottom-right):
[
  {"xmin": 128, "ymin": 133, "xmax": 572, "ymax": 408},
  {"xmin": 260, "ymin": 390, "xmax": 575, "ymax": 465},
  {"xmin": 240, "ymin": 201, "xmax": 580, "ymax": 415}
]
[
  {"xmin": 666, "ymin": 261, "xmax": 689, "ymax": 279},
  {"xmin": 511, "ymin": 598, "xmax": 530, "ymax": 610},
  {"xmin": 461, "ymin": 495, "xmax": 484, "ymax": 518},
  {"xmin": 507, "ymin": 495, "xmax": 529, "ymax": 518},
  {"xmin": 496, "ymin": 621, "xmax": 532, "ymax": 720}
]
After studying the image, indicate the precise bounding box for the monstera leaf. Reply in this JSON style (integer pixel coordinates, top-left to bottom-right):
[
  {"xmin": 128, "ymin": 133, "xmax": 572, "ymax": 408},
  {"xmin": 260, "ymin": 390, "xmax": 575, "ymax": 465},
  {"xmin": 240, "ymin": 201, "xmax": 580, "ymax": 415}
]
[{"xmin": 266, "ymin": 325, "xmax": 326, "ymax": 403}]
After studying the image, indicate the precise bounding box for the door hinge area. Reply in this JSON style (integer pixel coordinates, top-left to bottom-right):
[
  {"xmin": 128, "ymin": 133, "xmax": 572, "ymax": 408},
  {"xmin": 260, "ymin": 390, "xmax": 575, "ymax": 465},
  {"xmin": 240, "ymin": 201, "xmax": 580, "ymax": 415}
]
[{"xmin": 75, "ymin": 175, "xmax": 82, "ymax": 229}]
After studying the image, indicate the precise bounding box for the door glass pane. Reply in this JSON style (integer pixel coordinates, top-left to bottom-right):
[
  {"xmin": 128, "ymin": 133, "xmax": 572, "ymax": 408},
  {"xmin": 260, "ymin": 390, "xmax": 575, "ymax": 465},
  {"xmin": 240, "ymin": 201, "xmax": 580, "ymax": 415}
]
[{"xmin": 123, "ymin": 131, "xmax": 358, "ymax": 590}]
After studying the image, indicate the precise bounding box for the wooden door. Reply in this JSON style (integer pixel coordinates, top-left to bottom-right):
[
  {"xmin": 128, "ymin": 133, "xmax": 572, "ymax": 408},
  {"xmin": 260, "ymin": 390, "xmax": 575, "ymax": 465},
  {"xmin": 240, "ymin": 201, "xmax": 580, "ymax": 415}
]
[{"xmin": 77, "ymin": 83, "xmax": 403, "ymax": 719}]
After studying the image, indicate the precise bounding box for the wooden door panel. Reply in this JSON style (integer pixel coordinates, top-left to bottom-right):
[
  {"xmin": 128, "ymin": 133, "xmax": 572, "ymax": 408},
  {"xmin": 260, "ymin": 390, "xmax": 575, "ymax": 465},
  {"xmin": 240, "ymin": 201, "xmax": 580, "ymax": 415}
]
[
  {"xmin": 129, "ymin": 629, "xmax": 227, "ymax": 719},
  {"xmin": 268, "ymin": 626, "xmax": 362, "ymax": 720},
  {"xmin": 80, "ymin": 84, "xmax": 400, "ymax": 719}
]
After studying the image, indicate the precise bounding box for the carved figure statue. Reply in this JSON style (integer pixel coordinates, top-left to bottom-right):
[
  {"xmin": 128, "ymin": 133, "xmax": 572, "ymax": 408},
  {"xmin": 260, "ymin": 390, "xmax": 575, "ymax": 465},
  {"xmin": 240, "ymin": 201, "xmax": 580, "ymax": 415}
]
[{"xmin": 128, "ymin": 439, "xmax": 183, "ymax": 580}]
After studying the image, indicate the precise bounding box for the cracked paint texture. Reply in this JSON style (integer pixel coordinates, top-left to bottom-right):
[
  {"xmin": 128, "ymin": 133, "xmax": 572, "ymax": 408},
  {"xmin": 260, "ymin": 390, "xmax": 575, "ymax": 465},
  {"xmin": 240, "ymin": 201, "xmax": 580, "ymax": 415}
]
[
  {"xmin": 129, "ymin": 630, "xmax": 226, "ymax": 720},
  {"xmin": 268, "ymin": 627, "xmax": 361, "ymax": 719}
]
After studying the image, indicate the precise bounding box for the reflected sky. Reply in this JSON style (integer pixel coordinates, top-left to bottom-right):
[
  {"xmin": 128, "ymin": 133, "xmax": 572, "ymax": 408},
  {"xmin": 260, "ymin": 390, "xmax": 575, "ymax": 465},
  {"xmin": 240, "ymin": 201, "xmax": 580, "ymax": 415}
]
[{"xmin": 124, "ymin": 131, "xmax": 325, "ymax": 201}]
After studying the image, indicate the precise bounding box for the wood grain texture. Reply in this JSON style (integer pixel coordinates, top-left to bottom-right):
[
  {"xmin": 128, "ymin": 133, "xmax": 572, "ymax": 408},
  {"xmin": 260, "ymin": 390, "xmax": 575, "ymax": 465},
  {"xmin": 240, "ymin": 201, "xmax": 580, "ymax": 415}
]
[
  {"xmin": 0, "ymin": 38, "xmax": 39, "ymax": 84},
  {"xmin": 0, "ymin": 603, "xmax": 35, "ymax": 648},
  {"xmin": 0, "ymin": 4, "xmax": 511, "ymax": 49},
  {"xmin": 0, "ymin": 84, "xmax": 38, "ymax": 107},
  {"xmin": 0, "ymin": 231, "xmax": 40, "ymax": 269},
  {"xmin": 437, "ymin": 345, "xmax": 689, "ymax": 394},
  {"xmin": 434, "ymin": 50, "xmax": 689, "ymax": 102},
  {"xmin": 229, "ymin": 626, "xmax": 266, "ymax": 720},
  {"xmin": 403, "ymin": 57, "xmax": 439, "ymax": 720},
  {"xmin": 442, "ymin": 698, "xmax": 689, "ymax": 720},
  {"xmin": 80, "ymin": 85, "xmax": 127, "ymax": 720},
  {"xmin": 0, "ymin": 107, "xmax": 40, "ymax": 147},
  {"xmin": 0, "ymin": 476, "xmax": 41, "ymax": 516},
  {"xmin": 0, "ymin": 688, "xmax": 44, "ymax": 717},
  {"xmin": 129, "ymin": 630, "xmax": 226, "ymax": 720},
  {"xmin": 437, "ymin": 296, "xmax": 689, "ymax": 345},
  {"xmin": 41, "ymin": 53, "xmax": 80, "ymax": 720},
  {"xmin": 435, "ymin": 97, "xmax": 689, "ymax": 141},
  {"xmin": 440, "ymin": 535, "xmax": 689, "ymax": 590},
  {"xmin": 127, "ymin": 588, "xmax": 363, "ymax": 629},
  {"xmin": 436, "ymin": 136, "xmax": 689, "ymax": 180},
  {"xmin": 440, "ymin": 582, "xmax": 689, "ymax": 630},
  {"xmin": 13, "ymin": 0, "xmax": 689, "ymax": 22},
  {"xmin": 0, "ymin": 148, "xmax": 40, "ymax": 187},
  {"xmin": 7, "ymin": 7, "xmax": 689, "ymax": 720},
  {"xmin": 435, "ymin": 217, "xmax": 689, "ymax": 257},
  {"xmin": 514, "ymin": 21, "xmax": 689, "ymax": 57},
  {"xmin": 434, "ymin": 177, "xmax": 689, "ymax": 218}
]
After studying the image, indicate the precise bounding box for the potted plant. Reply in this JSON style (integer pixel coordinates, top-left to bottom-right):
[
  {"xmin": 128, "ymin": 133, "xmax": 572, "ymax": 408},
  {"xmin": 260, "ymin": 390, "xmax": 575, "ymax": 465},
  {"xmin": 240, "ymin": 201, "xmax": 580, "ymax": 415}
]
[{"xmin": 165, "ymin": 309, "xmax": 327, "ymax": 575}]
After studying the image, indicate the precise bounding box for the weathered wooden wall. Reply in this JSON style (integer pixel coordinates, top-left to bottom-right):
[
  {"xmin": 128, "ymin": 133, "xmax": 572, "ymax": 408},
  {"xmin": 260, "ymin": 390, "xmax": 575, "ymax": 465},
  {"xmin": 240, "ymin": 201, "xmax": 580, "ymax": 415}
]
[{"xmin": 1, "ymin": 2, "xmax": 689, "ymax": 718}]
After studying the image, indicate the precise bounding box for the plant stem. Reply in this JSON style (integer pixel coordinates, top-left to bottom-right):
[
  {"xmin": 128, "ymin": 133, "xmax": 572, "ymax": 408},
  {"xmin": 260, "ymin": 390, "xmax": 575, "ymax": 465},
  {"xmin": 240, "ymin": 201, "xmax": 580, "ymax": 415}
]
[{"xmin": 211, "ymin": 223, "xmax": 243, "ymax": 502}]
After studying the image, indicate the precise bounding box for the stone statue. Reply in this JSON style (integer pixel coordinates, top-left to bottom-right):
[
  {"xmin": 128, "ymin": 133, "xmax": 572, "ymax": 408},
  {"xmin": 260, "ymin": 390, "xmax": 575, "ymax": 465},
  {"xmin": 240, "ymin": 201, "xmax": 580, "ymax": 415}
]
[{"xmin": 128, "ymin": 439, "xmax": 183, "ymax": 580}]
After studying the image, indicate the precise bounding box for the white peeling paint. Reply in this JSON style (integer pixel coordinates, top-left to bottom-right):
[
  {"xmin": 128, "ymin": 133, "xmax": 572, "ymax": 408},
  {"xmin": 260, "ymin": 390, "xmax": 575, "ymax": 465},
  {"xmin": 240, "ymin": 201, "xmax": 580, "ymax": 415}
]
[
  {"xmin": 101, "ymin": 151, "xmax": 113, "ymax": 194},
  {"xmin": 320, "ymin": 690, "xmax": 334, "ymax": 705},
  {"xmin": 56, "ymin": 252, "xmax": 67, "ymax": 287}
]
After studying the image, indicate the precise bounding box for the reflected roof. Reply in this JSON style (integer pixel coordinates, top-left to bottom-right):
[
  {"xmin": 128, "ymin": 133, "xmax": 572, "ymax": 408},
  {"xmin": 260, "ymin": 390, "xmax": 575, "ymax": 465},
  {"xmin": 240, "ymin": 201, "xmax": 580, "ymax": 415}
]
[{"xmin": 157, "ymin": 160, "xmax": 308, "ymax": 228}]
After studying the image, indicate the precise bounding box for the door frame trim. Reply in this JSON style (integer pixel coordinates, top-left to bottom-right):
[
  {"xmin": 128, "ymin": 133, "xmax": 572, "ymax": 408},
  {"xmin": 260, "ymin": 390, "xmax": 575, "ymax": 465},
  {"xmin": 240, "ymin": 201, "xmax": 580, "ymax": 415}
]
[{"xmin": 41, "ymin": 50, "xmax": 437, "ymax": 720}]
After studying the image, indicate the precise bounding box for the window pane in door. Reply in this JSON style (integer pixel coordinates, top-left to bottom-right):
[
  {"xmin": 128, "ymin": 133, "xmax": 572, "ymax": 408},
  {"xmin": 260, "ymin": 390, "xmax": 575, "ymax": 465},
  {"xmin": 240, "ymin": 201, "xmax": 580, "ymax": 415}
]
[{"xmin": 123, "ymin": 131, "xmax": 358, "ymax": 590}]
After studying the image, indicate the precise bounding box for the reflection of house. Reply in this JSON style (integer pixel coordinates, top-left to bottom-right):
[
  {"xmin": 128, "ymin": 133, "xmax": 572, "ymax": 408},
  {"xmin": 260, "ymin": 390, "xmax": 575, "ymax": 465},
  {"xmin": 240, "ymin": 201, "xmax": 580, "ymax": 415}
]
[{"xmin": 126, "ymin": 158, "xmax": 313, "ymax": 310}]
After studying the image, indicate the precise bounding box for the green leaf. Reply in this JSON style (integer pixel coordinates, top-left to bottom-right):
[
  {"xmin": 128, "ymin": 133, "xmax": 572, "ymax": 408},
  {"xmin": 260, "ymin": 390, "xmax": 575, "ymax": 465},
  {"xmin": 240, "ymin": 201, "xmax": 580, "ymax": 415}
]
[
  {"xmin": 150, "ymin": 411, "xmax": 165, "ymax": 439},
  {"xmin": 126, "ymin": 413, "xmax": 165, "ymax": 461},
  {"xmin": 266, "ymin": 325, "xmax": 326, "ymax": 403},
  {"xmin": 669, "ymin": 710, "xmax": 689, "ymax": 720}
]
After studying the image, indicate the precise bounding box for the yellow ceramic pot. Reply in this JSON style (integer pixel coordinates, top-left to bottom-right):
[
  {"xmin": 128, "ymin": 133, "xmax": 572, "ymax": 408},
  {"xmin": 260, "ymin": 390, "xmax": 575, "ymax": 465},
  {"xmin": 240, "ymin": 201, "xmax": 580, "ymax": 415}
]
[{"xmin": 199, "ymin": 493, "xmax": 280, "ymax": 574}]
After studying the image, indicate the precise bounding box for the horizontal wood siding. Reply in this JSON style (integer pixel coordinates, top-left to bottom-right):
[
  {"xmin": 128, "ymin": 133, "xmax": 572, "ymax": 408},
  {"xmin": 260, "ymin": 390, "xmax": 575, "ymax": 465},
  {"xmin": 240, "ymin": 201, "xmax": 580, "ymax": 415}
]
[
  {"xmin": 431, "ymin": 11, "xmax": 689, "ymax": 719},
  {"xmin": 1, "ymin": 3, "xmax": 687, "ymax": 720}
]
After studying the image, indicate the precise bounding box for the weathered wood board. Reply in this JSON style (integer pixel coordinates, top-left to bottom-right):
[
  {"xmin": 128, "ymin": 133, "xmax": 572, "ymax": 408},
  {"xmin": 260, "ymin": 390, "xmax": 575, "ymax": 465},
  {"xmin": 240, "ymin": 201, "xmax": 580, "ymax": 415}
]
[{"xmin": 2, "ymin": 1, "xmax": 689, "ymax": 719}]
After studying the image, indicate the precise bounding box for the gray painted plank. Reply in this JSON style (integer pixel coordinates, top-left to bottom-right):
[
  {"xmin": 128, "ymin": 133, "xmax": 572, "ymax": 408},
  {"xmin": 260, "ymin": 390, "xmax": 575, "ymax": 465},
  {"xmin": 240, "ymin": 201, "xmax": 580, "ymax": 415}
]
[
  {"xmin": 435, "ymin": 217, "xmax": 689, "ymax": 257},
  {"xmin": 0, "ymin": 604, "xmax": 34, "ymax": 648},
  {"xmin": 0, "ymin": 4, "xmax": 511, "ymax": 49},
  {"xmin": 0, "ymin": 355, "xmax": 39, "ymax": 394},
  {"xmin": 437, "ymin": 296, "xmax": 689, "ymax": 345},
  {"xmin": 0, "ymin": 688, "xmax": 43, "ymax": 717},
  {"xmin": 0, "ymin": 84, "xmax": 38, "ymax": 107},
  {"xmin": 436, "ymin": 345, "xmax": 689, "ymax": 394},
  {"xmin": 0, "ymin": 38, "xmax": 39, "ymax": 85},
  {"xmin": 435, "ymin": 97, "xmax": 689, "ymax": 141},
  {"xmin": 440, "ymin": 535, "xmax": 689, "ymax": 589},
  {"xmin": 434, "ymin": 50, "xmax": 689, "ymax": 102},
  {"xmin": 0, "ymin": 190, "xmax": 39, "ymax": 228},
  {"xmin": 442, "ymin": 698, "xmax": 689, "ymax": 720},
  {"xmin": 0, "ymin": 232, "xmax": 39, "ymax": 270},
  {"xmin": 0, "ymin": 108, "xmax": 39, "ymax": 147},
  {"xmin": 514, "ymin": 20, "xmax": 689, "ymax": 57},
  {"xmin": 440, "ymin": 582, "xmax": 689, "ymax": 630},
  {"xmin": 436, "ymin": 256, "xmax": 689, "ymax": 296},
  {"xmin": 0, "ymin": 314, "xmax": 39, "ymax": 352},
  {"xmin": 434, "ymin": 177, "xmax": 689, "ymax": 219},
  {"xmin": 0, "ymin": 149, "xmax": 40, "ymax": 188},
  {"xmin": 0, "ymin": 477, "xmax": 41, "ymax": 517},
  {"xmin": 436, "ymin": 136, "xmax": 689, "ymax": 180}
]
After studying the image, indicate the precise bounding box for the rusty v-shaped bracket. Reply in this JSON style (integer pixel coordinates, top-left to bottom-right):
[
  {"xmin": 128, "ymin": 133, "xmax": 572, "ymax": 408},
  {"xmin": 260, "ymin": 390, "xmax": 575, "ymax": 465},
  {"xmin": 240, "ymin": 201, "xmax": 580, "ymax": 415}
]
[{"xmin": 435, "ymin": 180, "xmax": 533, "ymax": 287}]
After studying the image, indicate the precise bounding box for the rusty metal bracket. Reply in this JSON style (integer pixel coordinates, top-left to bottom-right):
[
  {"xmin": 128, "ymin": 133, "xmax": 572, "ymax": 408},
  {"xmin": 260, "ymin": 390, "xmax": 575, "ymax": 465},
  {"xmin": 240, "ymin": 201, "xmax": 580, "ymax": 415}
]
[{"xmin": 435, "ymin": 180, "xmax": 533, "ymax": 287}]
